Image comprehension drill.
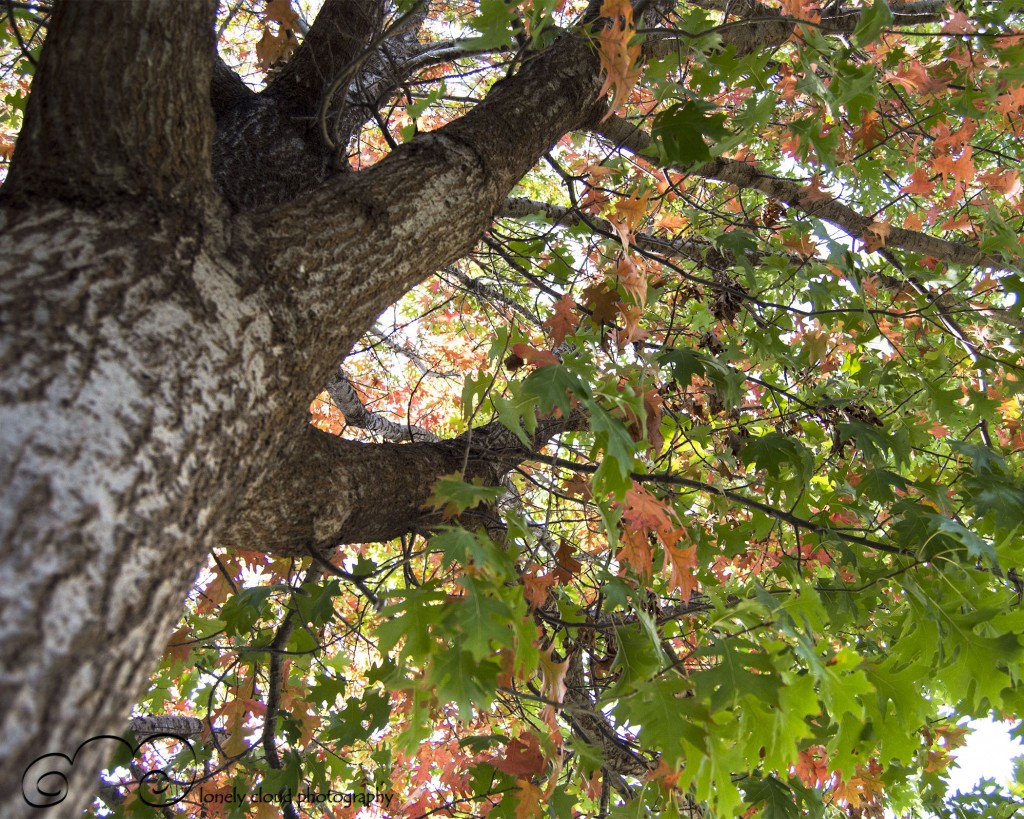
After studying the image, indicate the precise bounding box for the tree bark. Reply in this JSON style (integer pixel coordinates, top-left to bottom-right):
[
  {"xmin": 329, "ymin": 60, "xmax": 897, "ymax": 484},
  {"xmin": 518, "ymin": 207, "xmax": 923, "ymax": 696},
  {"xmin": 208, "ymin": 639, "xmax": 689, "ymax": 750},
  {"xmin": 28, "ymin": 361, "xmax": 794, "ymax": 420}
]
[{"xmin": 0, "ymin": 2, "xmax": 603, "ymax": 816}]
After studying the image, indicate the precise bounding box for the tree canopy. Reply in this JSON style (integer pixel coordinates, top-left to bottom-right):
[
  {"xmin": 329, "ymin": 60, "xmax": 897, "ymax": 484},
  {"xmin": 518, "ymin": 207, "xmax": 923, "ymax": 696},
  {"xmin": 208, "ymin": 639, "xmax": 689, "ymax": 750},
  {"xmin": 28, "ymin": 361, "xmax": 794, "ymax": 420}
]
[{"xmin": 2, "ymin": 0, "xmax": 1024, "ymax": 817}]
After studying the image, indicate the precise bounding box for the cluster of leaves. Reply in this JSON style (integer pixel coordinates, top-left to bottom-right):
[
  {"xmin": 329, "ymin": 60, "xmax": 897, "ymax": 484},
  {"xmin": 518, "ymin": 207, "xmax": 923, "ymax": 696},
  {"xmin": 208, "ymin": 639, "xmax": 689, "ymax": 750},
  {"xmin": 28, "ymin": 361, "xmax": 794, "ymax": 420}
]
[
  {"xmin": 33, "ymin": 0, "xmax": 1024, "ymax": 816},
  {"xmin": 0, "ymin": 2, "xmax": 46, "ymax": 171}
]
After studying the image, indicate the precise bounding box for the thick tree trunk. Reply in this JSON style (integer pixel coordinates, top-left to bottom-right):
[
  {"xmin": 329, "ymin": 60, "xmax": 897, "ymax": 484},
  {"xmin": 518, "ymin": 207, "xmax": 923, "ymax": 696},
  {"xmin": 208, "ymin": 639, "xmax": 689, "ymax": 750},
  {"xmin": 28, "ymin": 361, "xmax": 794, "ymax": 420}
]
[
  {"xmin": 0, "ymin": 203, "xmax": 273, "ymax": 813},
  {"xmin": 0, "ymin": 2, "xmax": 602, "ymax": 815}
]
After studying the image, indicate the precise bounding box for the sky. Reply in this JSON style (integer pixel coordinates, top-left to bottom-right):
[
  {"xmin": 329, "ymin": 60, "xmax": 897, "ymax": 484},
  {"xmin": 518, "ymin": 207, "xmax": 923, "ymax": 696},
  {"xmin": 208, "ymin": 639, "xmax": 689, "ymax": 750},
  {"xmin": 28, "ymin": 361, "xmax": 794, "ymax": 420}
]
[{"xmin": 945, "ymin": 718, "xmax": 1023, "ymax": 795}]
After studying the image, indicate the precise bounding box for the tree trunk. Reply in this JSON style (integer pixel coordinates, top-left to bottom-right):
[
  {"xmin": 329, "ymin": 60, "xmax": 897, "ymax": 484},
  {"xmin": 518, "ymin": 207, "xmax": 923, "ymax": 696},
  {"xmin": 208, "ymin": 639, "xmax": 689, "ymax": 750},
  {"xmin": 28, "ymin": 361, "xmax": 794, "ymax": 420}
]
[{"xmin": 0, "ymin": 2, "xmax": 602, "ymax": 815}]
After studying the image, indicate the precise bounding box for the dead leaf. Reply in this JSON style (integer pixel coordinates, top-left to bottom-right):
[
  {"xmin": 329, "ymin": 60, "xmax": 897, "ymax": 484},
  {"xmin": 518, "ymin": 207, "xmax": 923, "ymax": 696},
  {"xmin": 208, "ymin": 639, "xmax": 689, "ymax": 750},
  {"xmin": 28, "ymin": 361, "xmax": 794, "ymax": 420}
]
[{"xmin": 553, "ymin": 539, "xmax": 582, "ymax": 583}]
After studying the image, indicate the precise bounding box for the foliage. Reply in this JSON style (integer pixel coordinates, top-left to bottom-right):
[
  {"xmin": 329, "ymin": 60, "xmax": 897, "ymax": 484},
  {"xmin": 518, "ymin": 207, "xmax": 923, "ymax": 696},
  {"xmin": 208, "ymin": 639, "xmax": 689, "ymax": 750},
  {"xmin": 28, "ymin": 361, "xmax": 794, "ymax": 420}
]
[{"xmin": 6, "ymin": 0, "xmax": 1024, "ymax": 815}]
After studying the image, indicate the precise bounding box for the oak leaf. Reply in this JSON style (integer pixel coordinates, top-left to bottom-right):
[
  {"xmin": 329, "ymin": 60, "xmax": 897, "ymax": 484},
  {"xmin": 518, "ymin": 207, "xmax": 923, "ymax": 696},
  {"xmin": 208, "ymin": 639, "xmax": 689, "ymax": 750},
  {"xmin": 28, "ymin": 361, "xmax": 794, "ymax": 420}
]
[
  {"xmin": 539, "ymin": 646, "xmax": 569, "ymax": 705},
  {"xmin": 511, "ymin": 343, "xmax": 560, "ymax": 368},
  {"xmin": 621, "ymin": 482, "xmax": 674, "ymax": 533},
  {"xmin": 664, "ymin": 538, "xmax": 698, "ymax": 599},
  {"xmin": 553, "ymin": 539, "xmax": 582, "ymax": 583},
  {"xmin": 522, "ymin": 565, "xmax": 557, "ymax": 610},
  {"xmin": 618, "ymin": 526, "xmax": 654, "ymax": 579}
]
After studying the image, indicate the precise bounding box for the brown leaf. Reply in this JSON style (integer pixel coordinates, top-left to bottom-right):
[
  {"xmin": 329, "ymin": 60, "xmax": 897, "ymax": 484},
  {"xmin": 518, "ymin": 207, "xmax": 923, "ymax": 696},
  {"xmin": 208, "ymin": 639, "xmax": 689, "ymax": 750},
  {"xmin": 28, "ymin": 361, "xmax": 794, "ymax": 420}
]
[
  {"xmin": 582, "ymin": 280, "xmax": 621, "ymax": 326},
  {"xmin": 553, "ymin": 539, "xmax": 582, "ymax": 583}
]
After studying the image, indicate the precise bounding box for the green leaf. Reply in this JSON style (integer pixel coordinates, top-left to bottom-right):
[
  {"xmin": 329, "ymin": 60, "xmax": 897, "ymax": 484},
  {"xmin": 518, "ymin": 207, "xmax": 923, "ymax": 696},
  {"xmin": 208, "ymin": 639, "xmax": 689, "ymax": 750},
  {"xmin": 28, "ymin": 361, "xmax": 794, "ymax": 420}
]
[
  {"xmin": 610, "ymin": 614, "xmax": 663, "ymax": 694},
  {"xmin": 740, "ymin": 775, "xmax": 801, "ymax": 819},
  {"xmin": 427, "ymin": 472, "xmax": 505, "ymax": 517},
  {"xmin": 854, "ymin": 0, "xmax": 894, "ymax": 46},
  {"xmin": 652, "ymin": 101, "xmax": 730, "ymax": 166},
  {"xmin": 856, "ymin": 468, "xmax": 908, "ymax": 503},
  {"xmin": 447, "ymin": 575, "xmax": 517, "ymax": 661},
  {"xmin": 521, "ymin": 362, "xmax": 587, "ymax": 415},
  {"xmin": 220, "ymin": 587, "xmax": 277, "ymax": 637},
  {"xmin": 459, "ymin": 0, "xmax": 518, "ymax": 50},
  {"xmin": 691, "ymin": 638, "xmax": 780, "ymax": 710},
  {"xmin": 660, "ymin": 347, "xmax": 706, "ymax": 385},
  {"xmin": 741, "ymin": 433, "xmax": 814, "ymax": 488}
]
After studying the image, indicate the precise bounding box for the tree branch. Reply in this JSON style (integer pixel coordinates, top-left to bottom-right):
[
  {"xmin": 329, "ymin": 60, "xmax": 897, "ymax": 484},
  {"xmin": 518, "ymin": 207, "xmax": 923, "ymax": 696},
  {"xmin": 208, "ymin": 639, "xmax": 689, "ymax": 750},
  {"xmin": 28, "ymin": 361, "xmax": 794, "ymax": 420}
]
[
  {"xmin": 253, "ymin": 31, "xmax": 602, "ymax": 378},
  {"xmin": 266, "ymin": 0, "xmax": 388, "ymax": 114},
  {"xmin": 594, "ymin": 115, "xmax": 1010, "ymax": 271},
  {"xmin": 223, "ymin": 414, "xmax": 585, "ymax": 557},
  {"xmin": 4, "ymin": 0, "xmax": 216, "ymax": 204},
  {"xmin": 325, "ymin": 369, "xmax": 440, "ymax": 442}
]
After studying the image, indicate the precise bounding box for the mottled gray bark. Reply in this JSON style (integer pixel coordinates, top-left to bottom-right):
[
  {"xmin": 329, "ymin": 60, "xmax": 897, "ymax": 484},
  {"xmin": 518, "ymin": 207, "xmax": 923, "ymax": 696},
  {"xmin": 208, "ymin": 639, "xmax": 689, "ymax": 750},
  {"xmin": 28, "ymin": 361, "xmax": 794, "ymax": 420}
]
[{"xmin": 0, "ymin": 2, "xmax": 602, "ymax": 816}]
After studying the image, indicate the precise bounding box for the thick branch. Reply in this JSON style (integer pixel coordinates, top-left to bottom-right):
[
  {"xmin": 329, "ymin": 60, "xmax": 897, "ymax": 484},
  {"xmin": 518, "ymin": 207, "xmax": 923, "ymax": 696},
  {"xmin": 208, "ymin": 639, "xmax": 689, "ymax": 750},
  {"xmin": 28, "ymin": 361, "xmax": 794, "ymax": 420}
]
[
  {"xmin": 655, "ymin": 0, "xmax": 944, "ymax": 56},
  {"xmin": 255, "ymin": 32, "xmax": 602, "ymax": 370},
  {"xmin": 266, "ymin": 0, "xmax": 387, "ymax": 113},
  {"xmin": 210, "ymin": 0, "xmax": 428, "ymax": 209},
  {"xmin": 4, "ymin": 0, "xmax": 216, "ymax": 204},
  {"xmin": 223, "ymin": 414, "xmax": 584, "ymax": 557}
]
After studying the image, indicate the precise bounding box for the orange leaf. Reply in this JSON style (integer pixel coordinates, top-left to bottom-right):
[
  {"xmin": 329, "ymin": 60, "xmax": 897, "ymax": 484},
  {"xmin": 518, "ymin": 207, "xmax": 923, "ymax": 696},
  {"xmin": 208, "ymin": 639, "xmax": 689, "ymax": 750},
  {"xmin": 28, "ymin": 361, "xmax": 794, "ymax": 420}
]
[
  {"xmin": 522, "ymin": 565, "xmax": 557, "ymax": 610},
  {"xmin": 794, "ymin": 745, "xmax": 829, "ymax": 788},
  {"xmin": 978, "ymin": 169, "xmax": 1022, "ymax": 200},
  {"xmin": 511, "ymin": 343, "xmax": 560, "ymax": 368},
  {"xmin": 615, "ymin": 302, "xmax": 646, "ymax": 347},
  {"xmin": 663, "ymin": 537, "xmax": 699, "ymax": 599},
  {"xmin": 617, "ymin": 526, "xmax": 654, "ymax": 579},
  {"xmin": 539, "ymin": 646, "xmax": 569, "ymax": 705},
  {"xmin": 621, "ymin": 482, "xmax": 674, "ymax": 533},
  {"xmin": 862, "ymin": 221, "xmax": 891, "ymax": 252},
  {"xmin": 782, "ymin": 233, "xmax": 818, "ymax": 257},
  {"xmin": 513, "ymin": 780, "xmax": 546, "ymax": 819},
  {"xmin": 851, "ymin": 111, "xmax": 883, "ymax": 152},
  {"xmin": 544, "ymin": 295, "xmax": 579, "ymax": 346},
  {"xmin": 798, "ymin": 174, "xmax": 832, "ymax": 205},
  {"xmin": 657, "ymin": 212, "xmax": 689, "ymax": 230},
  {"xmin": 615, "ymin": 256, "xmax": 648, "ymax": 304},
  {"xmin": 900, "ymin": 168, "xmax": 934, "ymax": 196},
  {"xmin": 610, "ymin": 190, "xmax": 652, "ymax": 249},
  {"xmin": 596, "ymin": 0, "xmax": 642, "ymax": 119}
]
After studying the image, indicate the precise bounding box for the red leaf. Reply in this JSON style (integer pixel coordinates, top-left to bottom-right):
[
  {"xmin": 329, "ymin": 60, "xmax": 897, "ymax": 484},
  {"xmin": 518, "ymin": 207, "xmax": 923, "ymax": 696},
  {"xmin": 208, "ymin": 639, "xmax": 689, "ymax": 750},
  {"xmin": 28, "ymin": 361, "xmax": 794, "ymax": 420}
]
[
  {"xmin": 511, "ymin": 343, "xmax": 560, "ymax": 368},
  {"xmin": 492, "ymin": 734, "xmax": 545, "ymax": 777}
]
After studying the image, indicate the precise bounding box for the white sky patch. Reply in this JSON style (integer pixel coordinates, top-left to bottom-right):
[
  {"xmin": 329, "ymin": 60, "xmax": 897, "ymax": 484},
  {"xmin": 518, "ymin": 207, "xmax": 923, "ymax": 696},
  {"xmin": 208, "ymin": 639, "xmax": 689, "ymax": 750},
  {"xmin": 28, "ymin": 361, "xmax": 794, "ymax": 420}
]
[{"xmin": 945, "ymin": 718, "xmax": 1023, "ymax": 795}]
